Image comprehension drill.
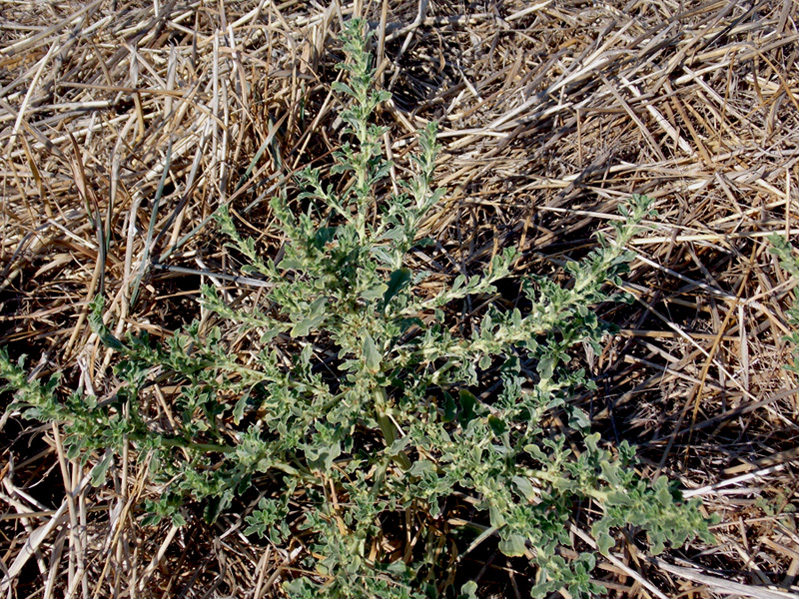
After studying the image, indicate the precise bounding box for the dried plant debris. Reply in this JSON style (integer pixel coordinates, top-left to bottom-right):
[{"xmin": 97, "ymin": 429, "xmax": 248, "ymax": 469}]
[{"xmin": 1, "ymin": 1, "xmax": 799, "ymax": 598}]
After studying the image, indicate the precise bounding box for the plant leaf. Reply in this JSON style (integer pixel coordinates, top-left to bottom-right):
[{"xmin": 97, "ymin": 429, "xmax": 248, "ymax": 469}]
[
  {"xmin": 362, "ymin": 331, "xmax": 381, "ymax": 373},
  {"xmin": 383, "ymin": 268, "xmax": 411, "ymax": 310}
]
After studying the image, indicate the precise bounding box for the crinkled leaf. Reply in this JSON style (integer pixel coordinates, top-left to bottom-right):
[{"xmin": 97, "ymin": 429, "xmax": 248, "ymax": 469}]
[
  {"xmin": 498, "ymin": 534, "xmax": 527, "ymax": 557},
  {"xmin": 90, "ymin": 452, "xmax": 113, "ymax": 487}
]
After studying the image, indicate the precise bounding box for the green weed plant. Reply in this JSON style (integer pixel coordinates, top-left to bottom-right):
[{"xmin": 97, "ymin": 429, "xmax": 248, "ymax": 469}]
[
  {"xmin": 770, "ymin": 235, "xmax": 799, "ymax": 375},
  {"xmin": 1, "ymin": 20, "xmax": 714, "ymax": 599}
]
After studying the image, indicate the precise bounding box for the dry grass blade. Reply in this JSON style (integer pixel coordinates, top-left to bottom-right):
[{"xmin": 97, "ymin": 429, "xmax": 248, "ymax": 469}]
[{"xmin": 650, "ymin": 557, "xmax": 799, "ymax": 599}]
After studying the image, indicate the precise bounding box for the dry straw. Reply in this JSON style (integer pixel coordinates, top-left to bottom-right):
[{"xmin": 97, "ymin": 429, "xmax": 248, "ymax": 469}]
[{"xmin": 2, "ymin": 0, "xmax": 799, "ymax": 597}]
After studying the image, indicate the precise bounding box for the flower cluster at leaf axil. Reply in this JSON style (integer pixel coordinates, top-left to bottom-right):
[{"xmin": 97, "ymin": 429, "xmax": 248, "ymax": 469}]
[{"xmin": 1, "ymin": 19, "xmax": 716, "ymax": 599}]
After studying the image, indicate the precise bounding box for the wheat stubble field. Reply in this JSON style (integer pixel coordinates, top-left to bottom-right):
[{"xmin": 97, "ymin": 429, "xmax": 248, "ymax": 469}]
[{"xmin": 1, "ymin": 0, "xmax": 799, "ymax": 598}]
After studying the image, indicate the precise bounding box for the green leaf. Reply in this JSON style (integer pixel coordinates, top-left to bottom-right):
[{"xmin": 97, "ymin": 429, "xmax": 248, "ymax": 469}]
[
  {"xmin": 90, "ymin": 452, "xmax": 113, "ymax": 487},
  {"xmin": 567, "ymin": 406, "xmax": 591, "ymax": 430},
  {"xmin": 361, "ymin": 283, "xmax": 387, "ymax": 300},
  {"xmin": 537, "ymin": 355, "xmax": 555, "ymax": 380},
  {"xmin": 290, "ymin": 297, "xmax": 327, "ymax": 337},
  {"xmin": 443, "ymin": 392, "xmax": 457, "ymax": 422},
  {"xmin": 459, "ymin": 389, "xmax": 478, "ymax": 424},
  {"xmin": 383, "ymin": 268, "xmax": 412, "ymax": 309},
  {"xmin": 66, "ymin": 443, "xmax": 80, "ymax": 461},
  {"xmin": 362, "ymin": 331, "xmax": 381, "ymax": 373},
  {"xmin": 498, "ymin": 534, "xmax": 527, "ymax": 557},
  {"xmin": 232, "ymin": 394, "xmax": 248, "ymax": 425},
  {"xmin": 89, "ymin": 296, "xmax": 126, "ymax": 352},
  {"xmin": 596, "ymin": 530, "xmax": 615, "ymax": 555},
  {"xmin": 459, "ymin": 581, "xmax": 479, "ymax": 599},
  {"xmin": 512, "ymin": 476, "xmax": 536, "ymax": 502},
  {"xmin": 488, "ymin": 415, "xmax": 507, "ymax": 436},
  {"xmin": 331, "ymin": 81, "xmax": 357, "ymax": 99},
  {"xmin": 141, "ymin": 513, "xmax": 162, "ymax": 527},
  {"xmin": 171, "ymin": 512, "xmax": 187, "ymax": 527},
  {"xmin": 488, "ymin": 504, "xmax": 506, "ymax": 528},
  {"xmin": 307, "ymin": 441, "xmax": 341, "ymax": 473}
]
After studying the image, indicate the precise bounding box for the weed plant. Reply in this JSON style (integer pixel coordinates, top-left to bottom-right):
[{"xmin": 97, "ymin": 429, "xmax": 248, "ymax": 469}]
[
  {"xmin": 1, "ymin": 19, "xmax": 715, "ymax": 599},
  {"xmin": 770, "ymin": 236, "xmax": 799, "ymax": 373}
]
